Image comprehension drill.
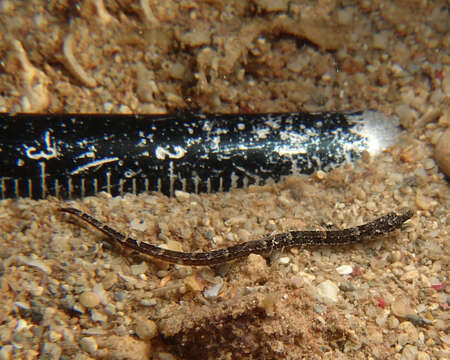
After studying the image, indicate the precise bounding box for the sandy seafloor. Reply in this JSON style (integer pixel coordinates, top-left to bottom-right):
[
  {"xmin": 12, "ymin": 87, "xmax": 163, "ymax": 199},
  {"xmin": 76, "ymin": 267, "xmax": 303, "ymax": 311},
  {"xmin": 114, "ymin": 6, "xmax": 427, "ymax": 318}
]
[{"xmin": 0, "ymin": 1, "xmax": 449, "ymax": 359}]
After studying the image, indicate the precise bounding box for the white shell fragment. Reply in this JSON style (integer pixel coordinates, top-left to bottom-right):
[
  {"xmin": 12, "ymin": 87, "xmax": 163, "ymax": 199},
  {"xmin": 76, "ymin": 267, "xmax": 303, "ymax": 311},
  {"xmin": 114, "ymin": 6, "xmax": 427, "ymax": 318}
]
[
  {"xmin": 203, "ymin": 277, "xmax": 224, "ymax": 298},
  {"xmin": 336, "ymin": 264, "xmax": 354, "ymax": 275},
  {"xmin": 316, "ymin": 280, "xmax": 339, "ymax": 304}
]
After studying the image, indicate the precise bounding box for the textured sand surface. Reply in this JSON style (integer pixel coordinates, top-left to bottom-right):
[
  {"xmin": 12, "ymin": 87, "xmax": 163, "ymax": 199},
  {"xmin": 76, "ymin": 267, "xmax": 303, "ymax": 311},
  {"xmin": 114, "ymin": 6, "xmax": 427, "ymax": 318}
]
[{"xmin": 0, "ymin": 1, "xmax": 448, "ymax": 359}]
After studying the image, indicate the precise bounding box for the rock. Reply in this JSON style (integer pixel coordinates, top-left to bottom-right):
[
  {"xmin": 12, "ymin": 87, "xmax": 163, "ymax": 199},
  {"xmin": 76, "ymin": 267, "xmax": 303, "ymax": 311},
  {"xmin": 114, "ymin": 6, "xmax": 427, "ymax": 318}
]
[
  {"xmin": 336, "ymin": 264, "xmax": 353, "ymax": 275},
  {"xmin": 400, "ymin": 269, "xmax": 419, "ymax": 282},
  {"xmin": 391, "ymin": 296, "xmax": 415, "ymax": 318},
  {"xmin": 366, "ymin": 326, "xmax": 383, "ymax": 344},
  {"xmin": 39, "ymin": 343, "xmax": 62, "ymax": 360},
  {"xmin": 415, "ymin": 190, "xmax": 433, "ymax": 211},
  {"xmin": 79, "ymin": 291, "xmax": 100, "ymax": 308},
  {"xmin": 242, "ymin": 254, "xmax": 269, "ymax": 283},
  {"xmin": 274, "ymin": 16, "xmax": 344, "ymax": 50},
  {"xmin": 417, "ymin": 351, "xmax": 431, "ymax": 360},
  {"xmin": 313, "ymin": 305, "xmax": 326, "ymax": 314},
  {"xmin": 398, "ymin": 321, "xmax": 419, "ymax": 344},
  {"xmin": 423, "ymin": 158, "xmax": 436, "ymax": 170},
  {"xmin": 203, "ymin": 278, "xmax": 224, "ymax": 298},
  {"xmin": 130, "ymin": 219, "xmax": 148, "ymax": 232},
  {"xmin": 289, "ymin": 275, "xmax": 304, "ymax": 289},
  {"xmin": 336, "ymin": 7, "xmax": 354, "ymax": 25},
  {"xmin": 174, "ymin": 190, "xmax": 190, "ymax": 200},
  {"xmin": 0, "ymin": 345, "xmax": 13, "ymax": 360},
  {"xmin": 98, "ymin": 335, "xmax": 152, "ymax": 360},
  {"xmin": 316, "ymin": 280, "xmax": 339, "ymax": 304},
  {"xmin": 372, "ymin": 31, "xmax": 390, "ymax": 50},
  {"xmin": 388, "ymin": 316, "xmax": 400, "ymax": 329},
  {"xmin": 102, "ymin": 272, "xmax": 118, "ymax": 290},
  {"xmin": 401, "ymin": 345, "xmax": 418, "ymax": 360},
  {"xmin": 136, "ymin": 319, "xmax": 158, "ymax": 341},
  {"xmin": 434, "ymin": 128, "xmax": 450, "ymax": 178},
  {"xmin": 441, "ymin": 332, "xmax": 450, "ymax": 345},
  {"xmin": 130, "ymin": 262, "xmax": 149, "ymax": 276},
  {"xmin": 260, "ymin": 293, "xmax": 278, "ymax": 316},
  {"xmin": 91, "ymin": 309, "xmax": 107, "ymax": 323},
  {"xmin": 339, "ymin": 282, "xmax": 356, "ymax": 292},
  {"xmin": 395, "ymin": 104, "xmax": 417, "ymax": 129},
  {"xmin": 178, "ymin": 26, "xmax": 210, "ymax": 48},
  {"xmin": 79, "ymin": 336, "xmax": 97, "ymax": 355}
]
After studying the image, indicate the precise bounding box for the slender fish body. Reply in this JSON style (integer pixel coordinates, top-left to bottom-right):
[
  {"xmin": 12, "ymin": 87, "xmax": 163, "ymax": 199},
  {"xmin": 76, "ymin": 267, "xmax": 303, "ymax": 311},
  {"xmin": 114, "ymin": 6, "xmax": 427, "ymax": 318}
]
[
  {"xmin": 0, "ymin": 111, "xmax": 399, "ymax": 199},
  {"xmin": 59, "ymin": 207, "xmax": 414, "ymax": 266}
]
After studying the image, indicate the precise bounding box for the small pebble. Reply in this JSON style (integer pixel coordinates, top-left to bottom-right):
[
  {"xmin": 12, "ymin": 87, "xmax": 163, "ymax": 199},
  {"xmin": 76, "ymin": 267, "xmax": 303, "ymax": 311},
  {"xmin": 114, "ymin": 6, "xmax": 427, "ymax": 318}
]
[
  {"xmin": 401, "ymin": 345, "xmax": 418, "ymax": 360},
  {"xmin": 174, "ymin": 190, "xmax": 190, "ymax": 200},
  {"xmin": 104, "ymin": 303, "xmax": 116, "ymax": 316},
  {"xmin": 423, "ymin": 158, "xmax": 435, "ymax": 170},
  {"xmin": 260, "ymin": 293, "xmax": 278, "ymax": 316},
  {"xmin": 316, "ymin": 170, "xmax": 326, "ymax": 180},
  {"xmin": 372, "ymin": 31, "xmax": 389, "ymax": 50},
  {"xmin": 140, "ymin": 298, "xmax": 157, "ymax": 307},
  {"xmin": 313, "ymin": 304, "xmax": 326, "ymax": 314},
  {"xmin": 0, "ymin": 326, "xmax": 12, "ymax": 344},
  {"xmin": 175, "ymin": 190, "xmax": 191, "ymax": 200},
  {"xmin": 184, "ymin": 275, "xmax": 205, "ymax": 292},
  {"xmin": 92, "ymin": 283, "xmax": 108, "ymax": 304},
  {"xmin": 130, "ymin": 218, "xmax": 148, "ymax": 232},
  {"xmin": 415, "ymin": 190, "xmax": 432, "ymax": 211},
  {"xmin": 29, "ymin": 284, "xmax": 44, "ymax": 297},
  {"xmin": 299, "ymin": 271, "xmax": 316, "ymax": 285},
  {"xmin": 400, "ymin": 269, "xmax": 419, "ymax": 282},
  {"xmin": 289, "ymin": 275, "xmax": 304, "ymax": 289},
  {"xmin": 399, "ymin": 321, "xmax": 419, "ymax": 344},
  {"xmin": 72, "ymin": 303, "xmax": 85, "ymax": 314},
  {"xmin": 130, "ymin": 262, "xmax": 149, "ymax": 276},
  {"xmin": 203, "ymin": 278, "xmax": 224, "ymax": 298},
  {"xmin": 242, "ymin": 254, "xmax": 269, "ymax": 283},
  {"xmin": 47, "ymin": 330, "xmax": 62, "ymax": 343},
  {"xmin": 388, "ymin": 316, "xmax": 400, "ymax": 329},
  {"xmin": 395, "ymin": 104, "xmax": 417, "ymax": 129},
  {"xmin": 339, "ymin": 282, "xmax": 356, "ymax": 292},
  {"xmin": 405, "ymin": 314, "xmax": 431, "ymax": 327},
  {"xmin": 102, "ymin": 272, "xmax": 118, "ymax": 290},
  {"xmin": 236, "ymin": 228, "xmax": 251, "ymax": 242},
  {"xmin": 336, "ymin": 264, "xmax": 353, "ymax": 275},
  {"xmin": 390, "ymin": 251, "xmax": 402, "ymax": 262},
  {"xmin": 417, "ymin": 352, "xmax": 431, "ymax": 360},
  {"xmin": 434, "ymin": 128, "xmax": 450, "ymax": 177},
  {"xmin": 367, "ymin": 327, "xmax": 383, "ymax": 344},
  {"xmin": 79, "ymin": 336, "xmax": 97, "ymax": 355},
  {"xmin": 391, "ymin": 297, "xmax": 415, "ymax": 318},
  {"xmin": 278, "ymin": 256, "xmax": 291, "ymax": 265},
  {"xmin": 91, "ymin": 309, "xmax": 108, "ymax": 323},
  {"xmin": 40, "ymin": 342, "xmax": 62, "ymax": 360},
  {"xmin": 0, "ymin": 345, "xmax": 13, "ymax": 360},
  {"xmin": 79, "ymin": 291, "xmax": 100, "ymax": 308},
  {"xmin": 442, "ymin": 333, "xmax": 450, "ymax": 346},
  {"xmin": 316, "ymin": 280, "xmax": 339, "ymax": 304},
  {"xmin": 20, "ymin": 255, "xmax": 52, "ymax": 274},
  {"xmin": 336, "ymin": 7, "xmax": 353, "ymax": 25},
  {"xmin": 84, "ymin": 328, "xmax": 107, "ymax": 336},
  {"xmin": 135, "ymin": 318, "xmax": 158, "ymax": 341},
  {"xmin": 375, "ymin": 312, "xmax": 388, "ymax": 326}
]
